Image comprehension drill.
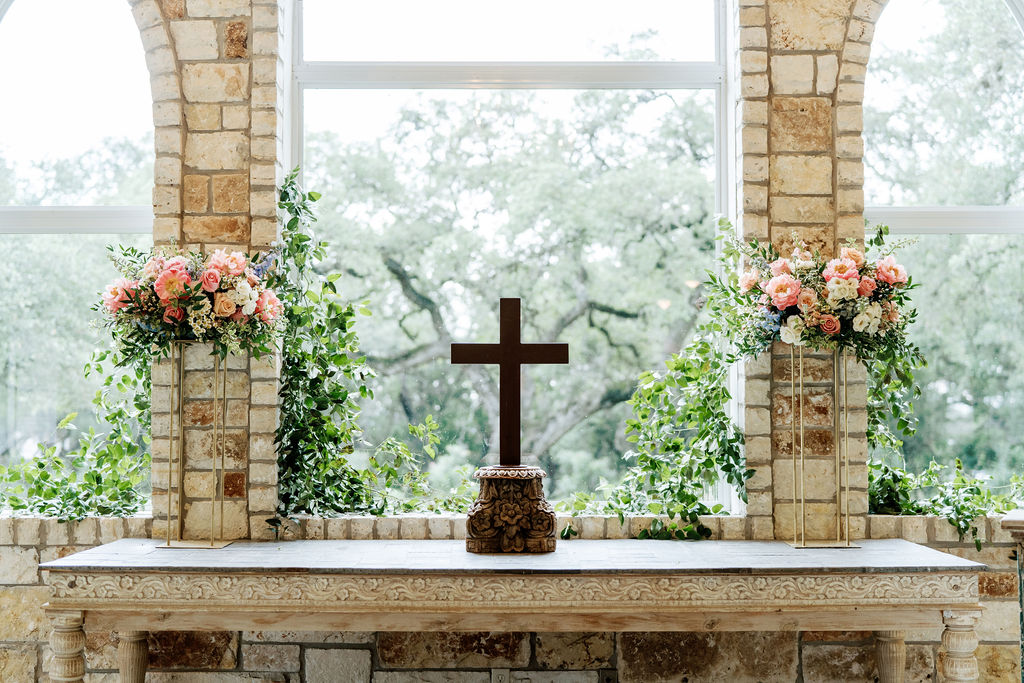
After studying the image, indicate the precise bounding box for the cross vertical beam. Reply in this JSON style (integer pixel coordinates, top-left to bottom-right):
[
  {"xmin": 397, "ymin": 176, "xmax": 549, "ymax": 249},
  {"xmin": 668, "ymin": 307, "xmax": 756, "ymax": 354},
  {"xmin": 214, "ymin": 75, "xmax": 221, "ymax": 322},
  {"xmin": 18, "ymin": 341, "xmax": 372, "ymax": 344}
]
[{"xmin": 451, "ymin": 298, "xmax": 569, "ymax": 467}]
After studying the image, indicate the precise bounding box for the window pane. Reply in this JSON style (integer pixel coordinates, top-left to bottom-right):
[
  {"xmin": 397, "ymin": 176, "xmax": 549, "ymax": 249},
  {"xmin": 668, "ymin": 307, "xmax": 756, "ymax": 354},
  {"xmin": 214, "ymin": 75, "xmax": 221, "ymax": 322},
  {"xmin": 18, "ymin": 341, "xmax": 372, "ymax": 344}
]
[
  {"xmin": 305, "ymin": 89, "xmax": 716, "ymax": 497},
  {"xmin": 864, "ymin": 0, "xmax": 1024, "ymax": 206},
  {"xmin": 302, "ymin": 0, "xmax": 716, "ymax": 62},
  {"xmin": 0, "ymin": 234, "xmax": 151, "ymax": 463},
  {"xmin": 881, "ymin": 234, "xmax": 1024, "ymax": 484},
  {"xmin": 0, "ymin": 0, "xmax": 152, "ymax": 206}
]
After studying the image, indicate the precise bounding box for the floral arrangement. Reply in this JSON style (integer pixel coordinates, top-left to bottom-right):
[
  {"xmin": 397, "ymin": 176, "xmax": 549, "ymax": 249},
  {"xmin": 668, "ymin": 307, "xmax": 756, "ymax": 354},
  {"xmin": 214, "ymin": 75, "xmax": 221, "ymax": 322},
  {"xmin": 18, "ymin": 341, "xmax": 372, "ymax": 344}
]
[
  {"xmin": 729, "ymin": 227, "xmax": 915, "ymax": 359},
  {"xmin": 98, "ymin": 245, "xmax": 282, "ymax": 359}
]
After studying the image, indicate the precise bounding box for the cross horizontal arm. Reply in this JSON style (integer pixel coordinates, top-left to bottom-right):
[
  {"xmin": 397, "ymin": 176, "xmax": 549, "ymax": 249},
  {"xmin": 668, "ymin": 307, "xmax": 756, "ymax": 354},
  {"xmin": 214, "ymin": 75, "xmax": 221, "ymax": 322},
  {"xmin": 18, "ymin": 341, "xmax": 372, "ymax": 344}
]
[
  {"xmin": 450, "ymin": 343, "xmax": 502, "ymax": 365},
  {"xmin": 520, "ymin": 343, "xmax": 569, "ymax": 365}
]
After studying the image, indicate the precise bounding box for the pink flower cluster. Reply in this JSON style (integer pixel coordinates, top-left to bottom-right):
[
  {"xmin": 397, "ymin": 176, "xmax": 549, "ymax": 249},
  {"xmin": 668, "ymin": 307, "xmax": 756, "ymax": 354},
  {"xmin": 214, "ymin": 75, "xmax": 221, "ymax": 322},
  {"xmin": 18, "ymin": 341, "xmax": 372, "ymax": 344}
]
[
  {"xmin": 738, "ymin": 242, "xmax": 910, "ymax": 345},
  {"xmin": 100, "ymin": 246, "xmax": 283, "ymax": 341}
]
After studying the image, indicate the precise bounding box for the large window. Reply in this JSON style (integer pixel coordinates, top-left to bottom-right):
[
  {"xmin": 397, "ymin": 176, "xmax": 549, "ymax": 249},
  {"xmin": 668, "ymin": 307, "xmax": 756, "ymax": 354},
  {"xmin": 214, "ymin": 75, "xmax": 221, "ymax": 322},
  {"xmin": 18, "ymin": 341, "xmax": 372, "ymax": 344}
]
[
  {"xmin": 292, "ymin": 0, "xmax": 730, "ymax": 498},
  {"xmin": 864, "ymin": 0, "xmax": 1024, "ymax": 483},
  {"xmin": 0, "ymin": 0, "xmax": 153, "ymax": 463}
]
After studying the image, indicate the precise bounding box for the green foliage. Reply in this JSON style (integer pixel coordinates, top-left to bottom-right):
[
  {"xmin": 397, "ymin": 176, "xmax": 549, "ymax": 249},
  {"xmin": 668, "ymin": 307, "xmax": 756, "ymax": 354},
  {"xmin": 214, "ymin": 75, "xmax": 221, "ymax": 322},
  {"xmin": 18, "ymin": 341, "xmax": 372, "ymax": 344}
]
[
  {"xmin": 0, "ymin": 350, "xmax": 150, "ymax": 520},
  {"xmin": 868, "ymin": 459, "xmax": 1021, "ymax": 551},
  {"xmin": 589, "ymin": 218, "xmax": 750, "ymax": 535},
  {"xmin": 272, "ymin": 171, "xmax": 474, "ymax": 517}
]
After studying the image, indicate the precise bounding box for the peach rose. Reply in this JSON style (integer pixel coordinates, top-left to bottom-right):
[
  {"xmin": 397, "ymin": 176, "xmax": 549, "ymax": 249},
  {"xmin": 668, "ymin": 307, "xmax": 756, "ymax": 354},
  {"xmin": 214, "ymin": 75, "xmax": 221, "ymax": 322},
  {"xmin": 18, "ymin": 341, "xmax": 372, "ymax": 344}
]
[
  {"xmin": 840, "ymin": 246, "xmax": 866, "ymax": 269},
  {"xmin": 819, "ymin": 314, "xmax": 841, "ymax": 335},
  {"xmin": 739, "ymin": 270, "xmax": 760, "ymax": 293},
  {"xmin": 230, "ymin": 309, "xmax": 248, "ymax": 323},
  {"xmin": 200, "ymin": 269, "xmax": 221, "ymax": 293},
  {"xmin": 162, "ymin": 306, "xmax": 185, "ymax": 324},
  {"xmin": 769, "ymin": 258, "xmax": 792, "ymax": 277},
  {"xmin": 857, "ymin": 276, "xmax": 877, "ymax": 298},
  {"xmin": 797, "ymin": 288, "xmax": 818, "ymax": 312},
  {"xmin": 245, "ymin": 268, "xmax": 259, "ymax": 287},
  {"xmin": 142, "ymin": 256, "xmax": 165, "ymax": 281},
  {"xmin": 884, "ymin": 301, "xmax": 900, "ymax": 322},
  {"xmin": 256, "ymin": 289, "xmax": 282, "ymax": 323},
  {"xmin": 823, "ymin": 257, "xmax": 859, "ymax": 282},
  {"xmin": 875, "ymin": 255, "xmax": 908, "ymax": 285},
  {"xmin": 764, "ymin": 274, "xmax": 801, "ymax": 310},
  {"xmin": 102, "ymin": 278, "xmax": 136, "ymax": 313},
  {"xmin": 213, "ymin": 292, "xmax": 237, "ymax": 317},
  {"xmin": 223, "ymin": 251, "xmax": 247, "ymax": 276},
  {"xmin": 154, "ymin": 268, "xmax": 191, "ymax": 302}
]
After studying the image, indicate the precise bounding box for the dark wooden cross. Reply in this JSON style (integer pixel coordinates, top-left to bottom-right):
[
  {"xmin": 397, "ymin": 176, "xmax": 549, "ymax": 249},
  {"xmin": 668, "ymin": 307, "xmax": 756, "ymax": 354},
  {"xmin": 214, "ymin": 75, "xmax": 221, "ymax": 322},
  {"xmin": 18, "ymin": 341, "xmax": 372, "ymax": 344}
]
[{"xmin": 451, "ymin": 298, "xmax": 569, "ymax": 467}]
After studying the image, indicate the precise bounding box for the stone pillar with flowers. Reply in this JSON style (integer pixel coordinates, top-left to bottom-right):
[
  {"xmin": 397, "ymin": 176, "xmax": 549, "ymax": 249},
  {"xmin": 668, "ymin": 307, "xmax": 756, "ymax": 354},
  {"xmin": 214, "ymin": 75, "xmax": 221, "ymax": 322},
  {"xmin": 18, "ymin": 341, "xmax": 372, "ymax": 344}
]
[{"xmin": 124, "ymin": 0, "xmax": 287, "ymax": 542}]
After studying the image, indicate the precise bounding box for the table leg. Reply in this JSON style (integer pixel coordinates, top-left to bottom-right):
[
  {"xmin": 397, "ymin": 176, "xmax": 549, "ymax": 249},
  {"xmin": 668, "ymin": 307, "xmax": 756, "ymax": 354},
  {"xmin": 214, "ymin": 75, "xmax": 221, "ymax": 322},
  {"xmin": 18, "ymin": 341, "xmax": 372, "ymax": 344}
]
[
  {"xmin": 117, "ymin": 630, "xmax": 149, "ymax": 683},
  {"xmin": 941, "ymin": 609, "xmax": 982, "ymax": 682},
  {"xmin": 48, "ymin": 610, "xmax": 86, "ymax": 683},
  {"xmin": 874, "ymin": 630, "xmax": 906, "ymax": 683}
]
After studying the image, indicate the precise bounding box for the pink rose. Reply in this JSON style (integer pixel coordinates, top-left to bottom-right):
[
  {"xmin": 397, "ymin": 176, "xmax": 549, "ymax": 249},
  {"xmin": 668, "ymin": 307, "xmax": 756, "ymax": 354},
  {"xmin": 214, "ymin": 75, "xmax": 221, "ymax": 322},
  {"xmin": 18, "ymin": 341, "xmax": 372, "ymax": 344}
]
[
  {"xmin": 255, "ymin": 289, "xmax": 282, "ymax": 323},
  {"xmin": 797, "ymin": 288, "xmax": 818, "ymax": 312},
  {"xmin": 769, "ymin": 258, "xmax": 792, "ymax": 277},
  {"xmin": 206, "ymin": 249, "xmax": 230, "ymax": 274},
  {"xmin": 819, "ymin": 314, "xmax": 841, "ymax": 335},
  {"xmin": 245, "ymin": 268, "xmax": 259, "ymax": 287},
  {"xmin": 162, "ymin": 306, "xmax": 185, "ymax": 324},
  {"xmin": 200, "ymin": 269, "xmax": 221, "ymax": 293},
  {"xmin": 739, "ymin": 270, "xmax": 760, "ymax": 293},
  {"xmin": 213, "ymin": 293, "xmax": 237, "ymax": 318},
  {"xmin": 230, "ymin": 309, "xmax": 248, "ymax": 323},
  {"xmin": 142, "ymin": 256, "xmax": 165, "ymax": 281},
  {"xmin": 875, "ymin": 255, "xmax": 908, "ymax": 285},
  {"xmin": 163, "ymin": 256, "xmax": 190, "ymax": 273},
  {"xmin": 102, "ymin": 278, "xmax": 135, "ymax": 313},
  {"xmin": 764, "ymin": 274, "xmax": 801, "ymax": 310},
  {"xmin": 224, "ymin": 251, "xmax": 247, "ymax": 276},
  {"xmin": 154, "ymin": 268, "xmax": 192, "ymax": 302},
  {"xmin": 822, "ymin": 258, "xmax": 859, "ymax": 282},
  {"xmin": 884, "ymin": 301, "xmax": 900, "ymax": 322},
  {"xmin": 839, "ymin": 246, "xmax": 866, "ymax": 269},
  {"xmin": 857, "ymin": 276, "xmax": 877, "ymax": 298}
]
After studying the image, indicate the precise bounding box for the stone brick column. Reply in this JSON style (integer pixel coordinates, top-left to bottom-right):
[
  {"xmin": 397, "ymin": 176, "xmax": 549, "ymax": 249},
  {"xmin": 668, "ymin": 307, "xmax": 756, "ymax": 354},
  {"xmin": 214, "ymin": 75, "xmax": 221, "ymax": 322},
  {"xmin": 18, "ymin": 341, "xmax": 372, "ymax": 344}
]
[
  {"xmin": 143, "ymin": 0, "xmax": 283, "ymax": 541},
  {"xmin": 738, "ymin": 0, "xmax": 883, "ymax": 541}
]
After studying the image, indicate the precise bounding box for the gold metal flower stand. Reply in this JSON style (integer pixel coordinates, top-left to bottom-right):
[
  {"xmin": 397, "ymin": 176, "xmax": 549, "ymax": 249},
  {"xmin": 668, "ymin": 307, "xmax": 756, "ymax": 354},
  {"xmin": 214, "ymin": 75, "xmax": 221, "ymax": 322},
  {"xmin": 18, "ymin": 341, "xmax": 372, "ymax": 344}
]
[
  {"xmin": 160, "ymin": 340, "xmax": 233, "ymax": 549},
  {"xmin": 788, "ymin": 345, "xmax": 858, "ymax": 548}
]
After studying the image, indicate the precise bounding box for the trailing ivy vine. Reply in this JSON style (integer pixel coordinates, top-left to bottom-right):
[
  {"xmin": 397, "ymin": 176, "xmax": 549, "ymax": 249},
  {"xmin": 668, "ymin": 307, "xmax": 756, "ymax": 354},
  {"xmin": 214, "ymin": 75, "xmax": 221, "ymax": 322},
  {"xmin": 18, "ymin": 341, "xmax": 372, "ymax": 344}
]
[{"xmin": 271, "ymin": 171, "xmax": 475, "ymax": 519}]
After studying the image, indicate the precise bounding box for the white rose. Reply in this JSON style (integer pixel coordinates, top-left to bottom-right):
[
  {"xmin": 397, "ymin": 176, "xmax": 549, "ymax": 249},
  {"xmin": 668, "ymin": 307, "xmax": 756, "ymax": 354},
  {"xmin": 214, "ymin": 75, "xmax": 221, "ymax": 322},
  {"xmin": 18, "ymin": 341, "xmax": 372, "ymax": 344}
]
[
  {"xmin": 780, "ymin": 315, "xmax": 806, "ymax": 346},
  {"xmin": 242, "ymin": 300, "xmax": 257, "ymax": 316},
  {"xmin": 852, "ymin": 312, "xmax": 870, "ymax": 332}
]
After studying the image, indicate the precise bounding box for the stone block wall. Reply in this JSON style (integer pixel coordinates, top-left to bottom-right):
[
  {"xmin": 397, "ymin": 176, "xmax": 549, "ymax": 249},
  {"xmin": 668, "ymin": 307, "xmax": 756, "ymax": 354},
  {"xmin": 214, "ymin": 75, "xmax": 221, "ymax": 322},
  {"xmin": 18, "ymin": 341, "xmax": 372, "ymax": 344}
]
[
  {"xmin": 131, "ymin": 0, "xmax": 284, "ymax": 541},
  {"xmin": 738, "ymin": 0, "xmax": 891, "ymax": 542},
  {"xmin": 1, "ymin": 513, "xmax": 1019, "ymax": 681}
]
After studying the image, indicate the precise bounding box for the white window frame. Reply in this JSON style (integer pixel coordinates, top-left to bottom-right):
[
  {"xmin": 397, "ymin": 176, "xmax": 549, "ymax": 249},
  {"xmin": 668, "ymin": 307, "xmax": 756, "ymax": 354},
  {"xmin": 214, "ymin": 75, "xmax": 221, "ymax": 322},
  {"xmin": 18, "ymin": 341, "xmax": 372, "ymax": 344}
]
[
  {"xmin": 0, "ymin": 0, "xmax": 153, "ymax": 235},
  {"xmin": 864, "ymin": 0, "xmax": 1024, "ymax": 237},
  {"xmin": 287, "ymin": 0, "xmax": 740, "ymax": 511},
  {"xmin": 287, "ymin": 0, "xmax": 734, "ymax": 219}
]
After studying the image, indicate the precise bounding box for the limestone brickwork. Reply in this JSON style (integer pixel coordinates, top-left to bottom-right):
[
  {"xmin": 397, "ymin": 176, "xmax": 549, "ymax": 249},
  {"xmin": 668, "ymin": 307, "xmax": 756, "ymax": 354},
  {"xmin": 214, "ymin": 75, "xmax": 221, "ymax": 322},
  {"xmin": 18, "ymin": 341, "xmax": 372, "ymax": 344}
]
[
  {"xmin": 738, "ymin": 0, "xmax": 891, "ymax": 542},
  {"xmin": 134, "ymin": 0, "xmax": 284, "ymax": 541}
]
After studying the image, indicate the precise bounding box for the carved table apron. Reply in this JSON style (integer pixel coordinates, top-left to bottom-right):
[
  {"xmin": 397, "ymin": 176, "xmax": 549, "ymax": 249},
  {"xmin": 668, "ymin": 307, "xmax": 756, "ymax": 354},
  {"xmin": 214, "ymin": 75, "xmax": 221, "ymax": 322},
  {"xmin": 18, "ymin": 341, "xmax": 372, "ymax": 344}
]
[{"xmin": 41, "ymin": 538, "xmax": 984, "ymax": 683}]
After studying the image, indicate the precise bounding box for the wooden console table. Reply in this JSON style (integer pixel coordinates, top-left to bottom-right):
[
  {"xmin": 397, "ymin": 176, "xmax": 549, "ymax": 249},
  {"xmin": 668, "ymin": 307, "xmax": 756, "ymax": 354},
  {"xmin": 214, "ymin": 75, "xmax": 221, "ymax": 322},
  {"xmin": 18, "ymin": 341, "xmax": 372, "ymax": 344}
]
[{"xmin": 41, "ymin": 538, "xmax": 984, "ymax": 683}]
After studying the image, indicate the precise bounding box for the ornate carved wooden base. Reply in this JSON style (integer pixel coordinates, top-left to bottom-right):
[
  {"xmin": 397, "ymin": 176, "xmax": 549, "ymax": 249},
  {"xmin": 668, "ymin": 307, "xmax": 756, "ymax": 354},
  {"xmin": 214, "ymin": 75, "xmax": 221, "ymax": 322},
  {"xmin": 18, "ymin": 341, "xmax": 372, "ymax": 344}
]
[{"xmin": 466, "ymin": 465, "xmax": 556, "ymax": 553}]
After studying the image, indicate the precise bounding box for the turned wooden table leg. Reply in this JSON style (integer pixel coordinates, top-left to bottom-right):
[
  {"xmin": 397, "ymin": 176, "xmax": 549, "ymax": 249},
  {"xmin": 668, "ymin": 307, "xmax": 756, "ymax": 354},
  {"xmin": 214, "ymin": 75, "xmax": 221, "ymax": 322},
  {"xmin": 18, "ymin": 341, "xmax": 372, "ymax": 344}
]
[
  {"xmin": 48, "ymin": 610, "xmax": 86, "ymax": 683},
  {"xmin": 941, "ymin": 609, "xmax": 982, "ymax": 682},
  {"xmin": 874, "ymin": 630, "xmax": 906, "ymax": 683},
  {"xmin": 117, "ymin": 630, "xmax": 149, "ymax": 683}
]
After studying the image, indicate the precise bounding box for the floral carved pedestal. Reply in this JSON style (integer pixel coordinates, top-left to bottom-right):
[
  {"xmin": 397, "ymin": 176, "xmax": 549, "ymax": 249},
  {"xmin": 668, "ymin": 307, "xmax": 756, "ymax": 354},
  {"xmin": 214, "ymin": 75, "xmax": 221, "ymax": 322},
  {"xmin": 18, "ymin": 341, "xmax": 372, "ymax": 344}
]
[{"xmin": 465, "ymin": 465, "xmax": 556, "ymax": 553}]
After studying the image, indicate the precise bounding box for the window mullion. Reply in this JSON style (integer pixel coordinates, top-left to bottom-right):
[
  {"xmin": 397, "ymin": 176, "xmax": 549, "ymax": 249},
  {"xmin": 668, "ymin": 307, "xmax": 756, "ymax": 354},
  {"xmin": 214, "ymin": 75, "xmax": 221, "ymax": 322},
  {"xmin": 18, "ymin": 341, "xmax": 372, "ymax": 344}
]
[{"xmin": 294, "ymin": 61, "xmax": 725, "ymax": 90}]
